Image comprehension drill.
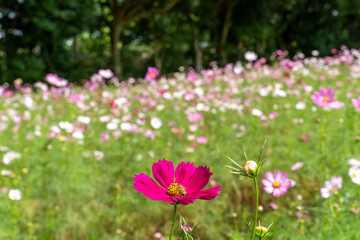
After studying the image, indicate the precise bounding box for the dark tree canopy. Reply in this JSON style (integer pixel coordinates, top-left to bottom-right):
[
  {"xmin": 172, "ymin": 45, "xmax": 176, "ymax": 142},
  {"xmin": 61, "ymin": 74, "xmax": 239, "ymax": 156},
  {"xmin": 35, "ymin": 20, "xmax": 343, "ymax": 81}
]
[{"xmin": 1, "ymin": 0, "xmax": 360, "ymax": 83}]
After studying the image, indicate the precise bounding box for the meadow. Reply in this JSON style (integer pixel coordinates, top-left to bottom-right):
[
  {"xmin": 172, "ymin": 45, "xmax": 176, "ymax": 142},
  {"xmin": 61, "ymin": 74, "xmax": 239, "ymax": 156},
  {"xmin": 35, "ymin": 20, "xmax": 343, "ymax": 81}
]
[{"xmin": 1, "ymin": 48, "xmax": 360, "ymax": 240}]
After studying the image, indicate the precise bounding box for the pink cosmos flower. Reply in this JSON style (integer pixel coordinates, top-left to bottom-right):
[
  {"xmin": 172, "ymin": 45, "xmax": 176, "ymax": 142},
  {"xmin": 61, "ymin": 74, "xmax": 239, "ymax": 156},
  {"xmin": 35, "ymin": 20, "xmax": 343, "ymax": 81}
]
[
  {"xmin": 196, "ymin": 136, "xmax": 208, "ymax": 144},
  {"xmin": 46, "ymin": 73, "xmax": 68, "ymax": 87},
  {"xmin": 262, "ymin": 170, "xmax": 292, "ymax": 197},
  {"xmin": 312, "ymin": 87, "xmax": 344, "ymax": 109},
  {"xmin": 351, "ymin": 97, "xmax": 360, "ymax": 111},
  {"xmin": 133, "ymin": 159, "xmax": 222, "ymax": 205},
  {"xmin": 187, "ymin": 113, "xmax": 202, "ymax": 122},
  {"xmin": 291, "ymin": 162, "xmax": 304, "ymax": 171},
  {"xmin": 320, "ymin": 176, "xmax": 342, "ymax": 198},
  {"xmin": 145, "ymin": 67, "xmax": 159, "ymax": 81}
]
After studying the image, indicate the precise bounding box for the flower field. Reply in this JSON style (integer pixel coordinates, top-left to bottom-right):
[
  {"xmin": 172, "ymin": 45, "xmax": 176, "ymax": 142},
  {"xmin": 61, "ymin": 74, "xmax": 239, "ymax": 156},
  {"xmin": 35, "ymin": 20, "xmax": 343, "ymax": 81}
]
[{"xmin": 1, "ymin": 48, "xmax": 360, "ymax": 239}]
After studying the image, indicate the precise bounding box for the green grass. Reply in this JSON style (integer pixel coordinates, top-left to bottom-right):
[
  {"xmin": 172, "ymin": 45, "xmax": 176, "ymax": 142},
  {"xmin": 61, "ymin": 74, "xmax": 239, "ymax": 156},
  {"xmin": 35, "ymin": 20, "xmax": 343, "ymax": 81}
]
[{"xmin": 1, "ymin": 61, "xmax": 360, "ymax": 239}]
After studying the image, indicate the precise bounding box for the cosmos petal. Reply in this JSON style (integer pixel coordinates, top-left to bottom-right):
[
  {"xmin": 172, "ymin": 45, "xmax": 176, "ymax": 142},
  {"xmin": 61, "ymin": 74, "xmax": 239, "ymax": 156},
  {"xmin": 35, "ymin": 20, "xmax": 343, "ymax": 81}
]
[
  {"xmin": 264, "ymin": 186, "xmax": 274, "ymax": 194},
  {"xmin": 177, "ymin": 186, "xmax": 222, "ymax": 205},
  {"xmin": 185, "ymin": 165, "xmax": 213, "ymax": 193},
  {"xmin": 274, "ymin": 170, "xmax": 282, "ymax": 181},
  {"xmin": 262, "ymin": 179, "xmax": 273, "ymax": 187},
  {"xmin": 152, "ymin": 159, "xmax": 174, "ymax": 188},
  {"xmin": 265, "ymin": 172, "xmax": 275, "ymax": 182},
  {"xmin": 175, "ymin": 162, "xmax": 197, "ymax": 186},
  {"xmin": 273, "ymin": 188, "xmax": 281, "ymax": 197},
  {"xmin": 133, "ymin": 173, "xmax": 174, "ymax": 203}
]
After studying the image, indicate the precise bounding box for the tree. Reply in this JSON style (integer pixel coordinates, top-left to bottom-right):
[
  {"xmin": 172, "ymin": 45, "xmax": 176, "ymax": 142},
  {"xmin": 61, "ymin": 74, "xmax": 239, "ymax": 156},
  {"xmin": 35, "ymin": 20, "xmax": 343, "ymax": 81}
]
[
  {"xmin": 99, "ymin": 0, "xmax": 179, "ymax": 78},
  {"xmin": 0, "ymin": 0, "xmax": 98, "ymax": 83}
]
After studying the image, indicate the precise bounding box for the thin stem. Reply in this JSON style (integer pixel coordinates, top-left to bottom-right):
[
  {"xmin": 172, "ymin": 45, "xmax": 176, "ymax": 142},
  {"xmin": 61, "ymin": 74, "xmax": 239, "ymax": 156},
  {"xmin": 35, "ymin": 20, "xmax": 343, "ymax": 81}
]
[
  {"xmin": 169, "ymin": 204, "xmax": 178, "ymax": 240},
  {"xmin": 233, "ymin": 216, "xmax": 239, "ymax": 237},
  {"xmin": 329, "ymin": 197, "xmax": 337, "ymax": 229},
  {"xmin": 251, "ymin": 177, "xmax": 259, "ymax": 240},
  {"xmin": 321, "ymin": 110, "xmax": 328, "ymax": 161}
]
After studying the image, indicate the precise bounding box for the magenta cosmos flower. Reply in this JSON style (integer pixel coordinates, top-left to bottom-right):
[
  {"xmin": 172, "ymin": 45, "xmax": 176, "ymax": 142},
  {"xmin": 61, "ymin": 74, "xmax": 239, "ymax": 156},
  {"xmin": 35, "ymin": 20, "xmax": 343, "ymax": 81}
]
[
  {"xmin": 262, "ymin": 170, "xmax": 291, "ymax": 197},
  {"xmin": 312, "ymin": 87, "xmax": 344, "ymax": 109},
  {"xmin": 133, "ymin": 159, "xmax": 221, "ymax": 205},
  {"xmin": 145, "ymin": 67, "xmax": 159, "ymax": 81}
]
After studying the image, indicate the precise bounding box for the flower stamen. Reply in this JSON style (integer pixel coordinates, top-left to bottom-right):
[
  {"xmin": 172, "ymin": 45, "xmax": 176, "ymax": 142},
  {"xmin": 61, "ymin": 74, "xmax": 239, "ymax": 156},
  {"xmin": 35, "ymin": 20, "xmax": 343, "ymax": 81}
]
[
  {"xmin": 273, "ymin": 181, "xmax": 280, "ymax": 188},
  {"xmin": 167, "ymin": 183, "xmax": 186, "ymax": 197}
]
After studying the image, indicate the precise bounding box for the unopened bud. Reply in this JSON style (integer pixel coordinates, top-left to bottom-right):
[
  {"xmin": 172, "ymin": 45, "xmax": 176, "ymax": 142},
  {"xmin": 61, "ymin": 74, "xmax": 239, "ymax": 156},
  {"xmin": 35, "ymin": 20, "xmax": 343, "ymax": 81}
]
[
  {"xmin": 181, "ymin": 224, "xmax": 192, "ymax": 233},
  {"xmin": 243, "ymin": 161, "xmax": 258, "ymax": 176},
  {"xmin": 255, "ymin": 226, "xmax": 268, "ymax": 237}
]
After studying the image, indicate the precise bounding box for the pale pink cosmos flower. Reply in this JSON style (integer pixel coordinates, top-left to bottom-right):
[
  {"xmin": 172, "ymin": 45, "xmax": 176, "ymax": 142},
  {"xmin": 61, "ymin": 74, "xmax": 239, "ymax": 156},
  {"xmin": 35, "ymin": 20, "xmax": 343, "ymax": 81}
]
[
  {"xmin": 187, "ymin": 113, "xmax": 202, "ymax": 122},
  {"xmin": 291, "ymin": 162, "xmax": 304, "ymax": 171},
  {"xmin": 268, "ymin": 112, "xmax": 278, "ymax": 120},
  {"xmin": 312, "ymin": 87, "xmax": 344, "ymax": 109},
  {"xmin": 320, "ymin": 176, "xmax": 342, "ymax": 198},
  {"xmin": 144, "ymin": 130, "xmax": 155, "ymax": 139},
  {"xmin": 269, "ymin": 202, "xmax": 278, "ymax": 209},
  {"xmin": 46, "ymin": 73, "xmax": 68, "ymax": 87},
  {"xmin": 145, "ymin": 67, "xmax": 159, "ymax": 81},
  {"xmin": 262, "ymin": 171, "xmax": 292, "ymax": 197},
  {"xmin": 351, "ymin": 97, "xmax": 360, "ymax": 111},
  {"xmin": 348, "ymin": 158, "xmax": 360, "ymax": 167},
  {"xmin": 197, "ymin": 136, "xmax": 208, "ymax": 144},
  {"xmin": 98, "ymin": 69, "xmax": 114, "ymax": 79}
]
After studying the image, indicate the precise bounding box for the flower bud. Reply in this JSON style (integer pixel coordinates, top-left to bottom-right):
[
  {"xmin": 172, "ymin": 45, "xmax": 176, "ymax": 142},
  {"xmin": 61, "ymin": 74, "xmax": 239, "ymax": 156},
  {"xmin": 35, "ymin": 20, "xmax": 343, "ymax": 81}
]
[
  {"xmin": 243, "ymin": 160, "xmax": 258, "ymax": 176},
  {"xmin": 181, "ymin": 224, "xmax": 192, "ymax": 233},
  {"xmin": 255, "ymin": 226, "xmax": 268, "ymax": 238}
]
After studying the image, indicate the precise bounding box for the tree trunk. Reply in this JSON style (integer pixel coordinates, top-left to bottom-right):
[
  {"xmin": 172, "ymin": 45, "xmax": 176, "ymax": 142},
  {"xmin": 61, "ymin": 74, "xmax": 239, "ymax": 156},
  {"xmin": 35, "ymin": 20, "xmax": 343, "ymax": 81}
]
[
  {"xmin": 154, "ymin": 47, "xmax": 165, "ymax": 73},
  {"xmin": 111, "ymin": 24, "xmax": 123, "ymax": 79},
  {"xmin": 218, "ymin": 0, "xmax": 238, "ymax": 65},
  {"xmin": 193, "ymin": 29, "xmax": 203, "ymax": 72}
]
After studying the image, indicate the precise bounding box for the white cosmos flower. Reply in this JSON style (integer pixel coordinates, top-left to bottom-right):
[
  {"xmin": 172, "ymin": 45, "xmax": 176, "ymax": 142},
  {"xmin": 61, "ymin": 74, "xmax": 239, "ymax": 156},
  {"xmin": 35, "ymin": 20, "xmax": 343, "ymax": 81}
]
[
  {"xmin": 295, "ymin": 102, "xmax": 306, "ymax": 110},
  {"xmin": 251, "ymin": 109, "xmax": 263, "ymax": 117},
  {"xmin": 23, "ymin": 96, "xmax": 34, "ymax": 109},
  {"xmin": 320, "ymin": 176, "xmax": 342, "ymax": 198},
  {"xmin": 77, "ymin": 116, "xmax": 91, "ymax": 124},
  {"xmin": 106, "ymin": 122, "xmax": 118, "ymax": 130},
  {"xmin": 59, "ymin": 121, "xmax": 73, "ymax": 133},
  {"xmin": 98, "ymin": 69, "xmax": 114, "ymax": 79},
  {"xmin": 72, "ymin": 131, "xmax": 84, "ymax": 139},
  {"xmin": 114, "ymin": 97, "xmax": 127, "ymax": 106},
  {"xmin": 9, "ymin": 189, "xmax": 22, "ymax": 200},
  {"xmin": 349, "ymin": 167, "xmax": 360, "ymax": 185},
  {"xmin": 94, "ymin": 150, "xmax": 104, "ymax": 161},
  {"xmin": 244, "ymin": 51, "xmax": 258, "ymax": 61},
  {"xmin": 1, "ymin": 170, "xmax": 12, "ymax": 176},
  {"xmin": 120, "ymin": 122, "xmax": 131, "ymax": 131},
  {"xmin": 3, "ymin": 151, "xmax": 21, "ymax": 165},
  {"xmin": 151, "ymin": 117, "xmax": 162, "ymax": 129},
  {"xmin": 348, "ymin": 158, "xmax": 360, "ymax": 167}
]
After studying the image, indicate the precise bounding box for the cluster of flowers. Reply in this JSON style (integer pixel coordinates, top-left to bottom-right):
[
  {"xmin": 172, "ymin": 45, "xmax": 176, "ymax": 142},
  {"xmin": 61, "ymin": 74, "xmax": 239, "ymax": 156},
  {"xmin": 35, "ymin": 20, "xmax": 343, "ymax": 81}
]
[{"xmin": 1, "ymin": 149, "xmax": 22, "ymax": 200}]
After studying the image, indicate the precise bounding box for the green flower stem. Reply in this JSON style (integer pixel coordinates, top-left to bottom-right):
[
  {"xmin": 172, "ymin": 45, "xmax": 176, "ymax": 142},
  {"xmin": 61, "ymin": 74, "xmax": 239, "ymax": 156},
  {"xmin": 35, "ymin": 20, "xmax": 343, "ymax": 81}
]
[
  {"xmin": 169, "ymin": 204, "xmax": 178, "ymax": 240},
  {"xmin": 251, "ymin": 177, "xmax": 259, "ymax": 240},
  {"xmin": 321, "ymin": 110, "xmax": 329, "ymax": 161},
  {"xmin": 329, "ymin": 197, "xmax": 337, "ymax": 229},
  {"xmin": 233, "ymin": 217, "xmax": 239, "ymax": 236}
]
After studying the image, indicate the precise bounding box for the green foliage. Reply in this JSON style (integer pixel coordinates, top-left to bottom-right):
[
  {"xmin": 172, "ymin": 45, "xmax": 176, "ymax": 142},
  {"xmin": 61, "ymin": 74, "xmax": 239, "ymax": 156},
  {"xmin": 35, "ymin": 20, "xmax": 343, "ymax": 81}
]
[
  {"xmin": 0, "ymin": 0, "xmax": 98, "ymax": 83},
  {"xmin": 2, "ymin": 0, "xmax": 360, "ymax": 82}
]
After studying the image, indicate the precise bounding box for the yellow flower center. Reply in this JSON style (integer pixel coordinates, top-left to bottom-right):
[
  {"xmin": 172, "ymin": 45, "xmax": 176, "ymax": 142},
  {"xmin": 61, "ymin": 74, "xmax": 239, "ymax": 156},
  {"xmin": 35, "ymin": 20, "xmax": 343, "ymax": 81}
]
[
  {"xmin": 273, "ymin": 181, "xmax": 280, "ymax": 188},
  {"xmin": 323, "ymin": 97, "xmax": 329, "ymax": 102},
  {"xmin": 167, "ymin": 183, "xmax": 186, "ymax": 197},
  {"xmin": 353, "ymin": 173, "xmax": 357, "ymax": 178},
  {"xmin": 150, "ymin": 73, "xmax": 156, "ymax": 78}
]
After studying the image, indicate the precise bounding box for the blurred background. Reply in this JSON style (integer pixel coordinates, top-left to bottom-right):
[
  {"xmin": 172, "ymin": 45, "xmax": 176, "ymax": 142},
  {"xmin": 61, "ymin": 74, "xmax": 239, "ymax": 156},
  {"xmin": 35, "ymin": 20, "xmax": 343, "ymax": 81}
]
[{"xmin": 1, "ymin": 0, "xmax": 360, "ymax": 83}]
